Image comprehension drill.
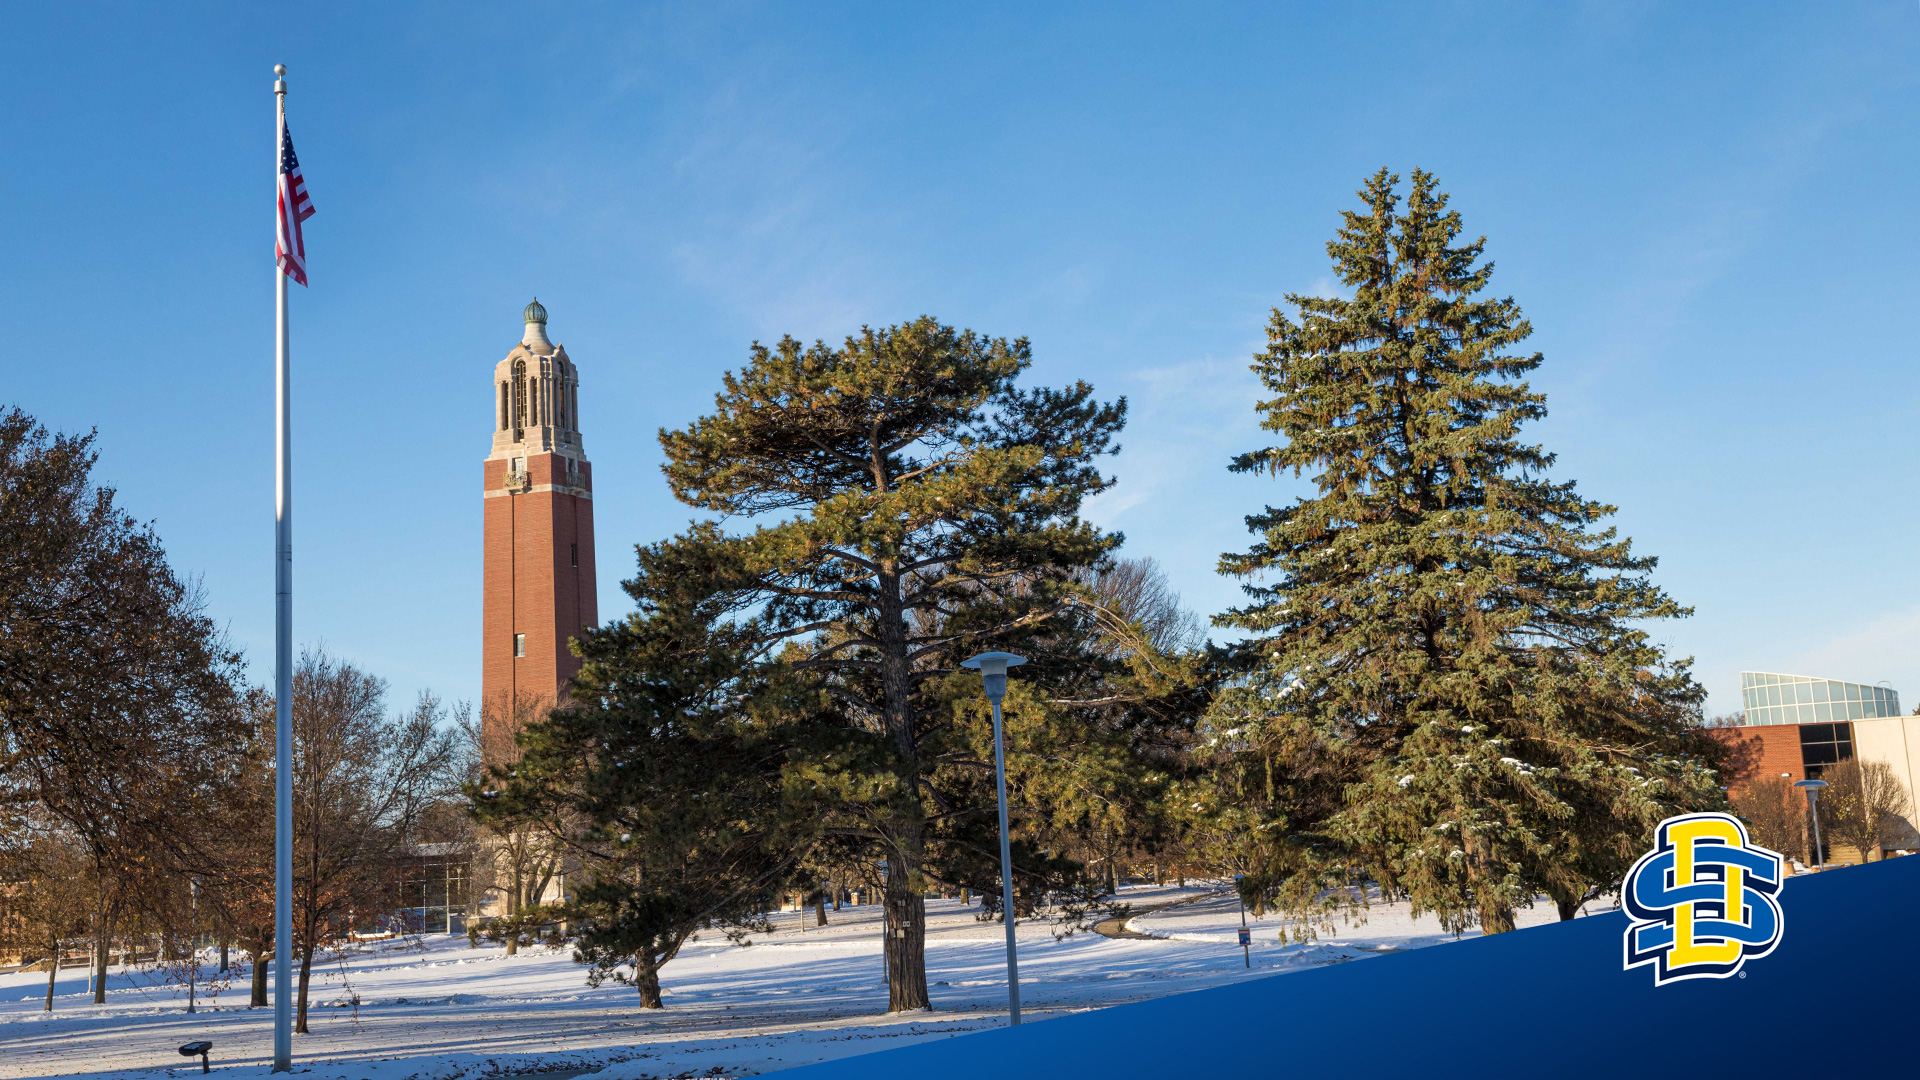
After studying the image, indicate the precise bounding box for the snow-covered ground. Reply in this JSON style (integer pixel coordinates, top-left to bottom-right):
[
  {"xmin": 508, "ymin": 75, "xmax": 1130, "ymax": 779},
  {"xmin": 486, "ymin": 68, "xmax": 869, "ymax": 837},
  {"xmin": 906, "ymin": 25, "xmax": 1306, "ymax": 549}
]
[
  {"xmin": 0, "ymin": 885, "xmax": 1612, "ymax": 1080},
  {"xmin": 1125, "ymin": 885, "xmax": 1610, "ymax": 960}
]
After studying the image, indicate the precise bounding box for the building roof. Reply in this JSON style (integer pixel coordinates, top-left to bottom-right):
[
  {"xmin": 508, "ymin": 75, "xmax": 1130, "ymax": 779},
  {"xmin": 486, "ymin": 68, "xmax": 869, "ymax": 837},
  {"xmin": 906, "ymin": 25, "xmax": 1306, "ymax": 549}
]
[{"xmin": 1739, "ymin": 670, "xmax": 1901, "ymax": 726}]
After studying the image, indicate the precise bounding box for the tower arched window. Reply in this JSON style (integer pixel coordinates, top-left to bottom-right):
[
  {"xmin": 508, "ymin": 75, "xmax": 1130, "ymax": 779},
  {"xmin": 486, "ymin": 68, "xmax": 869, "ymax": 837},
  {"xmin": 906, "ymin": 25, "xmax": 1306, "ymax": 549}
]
[{"xmin": 512, "ymin": 360, "xmax": 527, "ymax": 432}]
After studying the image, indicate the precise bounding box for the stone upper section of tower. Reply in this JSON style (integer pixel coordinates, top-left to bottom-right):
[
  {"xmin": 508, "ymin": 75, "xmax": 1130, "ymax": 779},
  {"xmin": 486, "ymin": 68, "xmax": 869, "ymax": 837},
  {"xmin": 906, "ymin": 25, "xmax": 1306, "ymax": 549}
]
[{"xmin": 492, "ymin": 299, "xmax": 585, "ymax": 463}]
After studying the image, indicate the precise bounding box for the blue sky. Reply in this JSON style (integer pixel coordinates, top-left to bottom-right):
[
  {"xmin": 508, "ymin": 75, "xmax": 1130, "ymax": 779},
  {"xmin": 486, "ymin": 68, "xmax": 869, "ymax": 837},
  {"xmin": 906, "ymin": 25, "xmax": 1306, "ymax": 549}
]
[{"xmin": 5, "ymin": 3, "xmax": 1918, "ymax": 719}]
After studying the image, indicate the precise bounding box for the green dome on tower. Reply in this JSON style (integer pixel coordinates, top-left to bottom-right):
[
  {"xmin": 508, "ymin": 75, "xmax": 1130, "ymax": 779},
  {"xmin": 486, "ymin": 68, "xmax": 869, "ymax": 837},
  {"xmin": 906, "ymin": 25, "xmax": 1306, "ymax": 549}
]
[{"xmin": 523, "ymin": 298, "xmax": 548, "ymax": 325}]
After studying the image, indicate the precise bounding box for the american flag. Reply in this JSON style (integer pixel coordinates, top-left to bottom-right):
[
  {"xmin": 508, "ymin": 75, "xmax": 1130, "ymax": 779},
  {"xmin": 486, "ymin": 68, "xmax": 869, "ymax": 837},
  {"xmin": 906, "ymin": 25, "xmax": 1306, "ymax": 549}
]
[{"xmin": 276, "ymin": 122, "xmax": 314, "ymax": 286}]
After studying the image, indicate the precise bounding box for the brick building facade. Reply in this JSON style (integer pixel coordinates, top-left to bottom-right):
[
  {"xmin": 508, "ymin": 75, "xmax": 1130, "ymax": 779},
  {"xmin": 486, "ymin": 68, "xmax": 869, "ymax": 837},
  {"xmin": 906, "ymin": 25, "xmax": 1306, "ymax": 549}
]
[
  {"xmin": 481, "ymin": 300, "xmax": 597, "ymax": 763},
  {"xmin": 1710, "ymin": 722, "xmax": 1845, "ymax": 797},
  {"xmin": 1711, "ymin": 714, "xmax": 1920, "ymax": 862}
]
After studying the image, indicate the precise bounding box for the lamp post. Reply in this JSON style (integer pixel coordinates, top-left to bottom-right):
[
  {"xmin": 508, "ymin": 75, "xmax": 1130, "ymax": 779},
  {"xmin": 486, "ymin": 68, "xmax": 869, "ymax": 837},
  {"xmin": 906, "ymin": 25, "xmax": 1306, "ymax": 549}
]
[
  {"xmin": 1795, "ymin": 778, "xmax": 1830, "ymax": 868},
  {"xmin": 962, "ymin": 651, "xmax": 1027, "ymax": 1026},
  {"xmin": 187, "ymin": 877, "xmax": 199, "ymax": 1014}
]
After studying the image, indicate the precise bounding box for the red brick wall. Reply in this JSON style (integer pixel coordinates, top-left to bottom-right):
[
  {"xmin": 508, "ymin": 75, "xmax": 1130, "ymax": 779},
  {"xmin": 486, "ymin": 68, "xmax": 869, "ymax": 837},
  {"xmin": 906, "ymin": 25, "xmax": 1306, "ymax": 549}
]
[
  {"xmin": 1711, "ymin": 725, "xmax": 1807, "ymax": 798},
  {"xmin": 481, "ymin": 452, "xmax": 596, "ymax": 764}
]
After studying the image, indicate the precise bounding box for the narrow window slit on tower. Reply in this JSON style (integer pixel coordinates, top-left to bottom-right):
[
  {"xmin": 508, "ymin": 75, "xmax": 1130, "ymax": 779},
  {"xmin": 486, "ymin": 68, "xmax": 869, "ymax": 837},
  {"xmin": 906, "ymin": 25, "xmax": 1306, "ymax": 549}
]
[
  {"xmin": 571, "ymin": 543, "xmax": 578, "ymax": 568},
  {"xmin": 513, "ymin": 633, "xmax": 525, "ymax": 658},
  {"xmin": 513, "ymin": 360, "xmax": 527, "ymax": 432}
]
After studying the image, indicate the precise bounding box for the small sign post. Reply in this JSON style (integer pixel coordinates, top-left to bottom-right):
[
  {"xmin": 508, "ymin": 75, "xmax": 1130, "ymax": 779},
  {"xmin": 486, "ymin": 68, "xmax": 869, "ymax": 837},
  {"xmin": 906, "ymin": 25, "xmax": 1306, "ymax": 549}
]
[{"xmin": 1234, "ymin": 874, "xmax": 1250, "ymax": 968}]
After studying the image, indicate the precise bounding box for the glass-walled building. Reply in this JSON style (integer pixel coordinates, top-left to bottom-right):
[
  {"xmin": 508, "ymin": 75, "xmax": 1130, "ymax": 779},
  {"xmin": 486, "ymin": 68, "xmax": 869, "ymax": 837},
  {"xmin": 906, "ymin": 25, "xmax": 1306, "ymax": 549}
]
[
  {"xmin": 1718, "ymin": 671, "xmax": 1920, "ymax": 860},
  {"xmin": 1739, "ymin": 671, "xmax": 1901, "ymax": 727}
]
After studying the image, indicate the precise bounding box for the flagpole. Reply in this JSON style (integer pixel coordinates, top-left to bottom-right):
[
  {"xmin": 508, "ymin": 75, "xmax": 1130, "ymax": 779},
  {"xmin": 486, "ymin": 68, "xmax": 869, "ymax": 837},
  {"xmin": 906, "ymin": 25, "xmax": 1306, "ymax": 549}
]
[{"xmin": 271, "ymin": 61, "xmax": 294, "ymax": 1076}]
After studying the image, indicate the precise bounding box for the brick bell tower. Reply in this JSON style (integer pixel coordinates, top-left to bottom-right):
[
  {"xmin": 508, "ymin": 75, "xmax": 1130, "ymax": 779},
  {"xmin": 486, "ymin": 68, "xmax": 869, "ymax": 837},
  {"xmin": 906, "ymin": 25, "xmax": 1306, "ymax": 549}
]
[{"xmin": 482, "ymin": 299, "xmax": 597, "ymax": 759}]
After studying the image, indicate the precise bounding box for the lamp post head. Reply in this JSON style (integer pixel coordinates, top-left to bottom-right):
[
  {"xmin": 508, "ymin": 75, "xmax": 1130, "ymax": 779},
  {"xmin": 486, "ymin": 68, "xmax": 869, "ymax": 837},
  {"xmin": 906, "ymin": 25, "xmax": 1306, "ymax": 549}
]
[
  {"xmin": 1794, "ymin": 779, "xmax": 1830, "ymax": 790},
  {"xmin": 962, "ymin": 651, "xmax": 1027, "ymax": 702}
]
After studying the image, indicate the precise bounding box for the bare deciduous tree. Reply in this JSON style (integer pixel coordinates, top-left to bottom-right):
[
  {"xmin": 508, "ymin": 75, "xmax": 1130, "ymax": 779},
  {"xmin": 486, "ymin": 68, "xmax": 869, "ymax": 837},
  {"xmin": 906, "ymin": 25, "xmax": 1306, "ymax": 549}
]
[
  {"xmin": 0, "ymin": 407, "xmax": 246, "ymax": 1004},
  {"xmin": 0, "ymin": 823, "xmax": 96, "ymax": 1011},
  {"xmin": 1079, "ymin": 557, "xmax": 1205, "ymax": 656},
  {"xmin": 254, "ymin": 652, "xmax": 459, "ymax": 1033},
  {"xmin": 470, "ymin": 692, "xmax": 570, "ymax": 918},
  {"xmin": 1818, "ymin": 758, "xmax": 1911, "ymax": 864},
  {"xmin": 1730, "ymin": 775, "xmax": 1800, "ymax": 863}
]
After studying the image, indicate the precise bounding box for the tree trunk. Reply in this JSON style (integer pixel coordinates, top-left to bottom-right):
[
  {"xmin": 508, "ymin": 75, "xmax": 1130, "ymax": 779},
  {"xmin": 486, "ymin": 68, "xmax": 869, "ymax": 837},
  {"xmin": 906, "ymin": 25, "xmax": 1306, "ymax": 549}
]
[
  {"xmin": 91, "ymin": 905, "xmax": 115, "ymax": 1004},
  {"xmin": 1553, "ymin": 891, "xmax": 1582, "ymax": 922},
  {"xmin": 1479, "ymin": 902, "xmax": 1516, "ymax": 934},
  {"xmin": 527, "ymin": 864, "xmax": 557, "ymax": 910},
  {"xmin": 960, "ymin": 887, "xmax": 969, "ymax": 905},
  {"xmin": 815, "ymin": 888, "xmax": 828, "ymax": 927},
  {"xmin": 250, "ymin": 950, "xmax": 270, "ymax": 1007},
  {"xmin": 635, "ymin": 955, "xmax": 664, "ymax": 1008},
  {"xmin": 1153, "ymin": 863, "xmax": 1162, "ymax": 886},
  {"xmin": 505, "ymin": 928, "xmax": 518, "ymax": 956},
  {"xmin": 294, "ymin": 943, "xmax": 314, "ymax": 1034},
  {"xmin": 883, "ymin": 844, "xmax": 930, "ymax": 1012},
  {"xmin": 874, "ymin": 560, "xmax": 931, "ymax": 1012},
  {"xmin": 1462, "ymin": 827, "xmax": 1516, "ymax": 934},
  {"xmin": 44, "ymin": 936, "xmax": 58, "ymax": 1012}
]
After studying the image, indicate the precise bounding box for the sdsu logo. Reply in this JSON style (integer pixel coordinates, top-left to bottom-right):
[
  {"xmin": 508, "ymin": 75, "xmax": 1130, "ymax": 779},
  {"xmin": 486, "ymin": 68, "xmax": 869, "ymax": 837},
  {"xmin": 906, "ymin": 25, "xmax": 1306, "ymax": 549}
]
[{"xmin": 1623, "ymin": 813, "xmax": 1785, "ymax": 985}]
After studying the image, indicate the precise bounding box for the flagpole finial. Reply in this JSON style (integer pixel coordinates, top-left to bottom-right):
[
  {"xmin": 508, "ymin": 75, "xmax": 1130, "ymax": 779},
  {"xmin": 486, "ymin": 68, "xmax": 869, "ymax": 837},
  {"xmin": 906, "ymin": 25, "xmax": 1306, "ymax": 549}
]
[{"xmin": 274, "ymin": 64, "xmax": 286, "ymax": 95}]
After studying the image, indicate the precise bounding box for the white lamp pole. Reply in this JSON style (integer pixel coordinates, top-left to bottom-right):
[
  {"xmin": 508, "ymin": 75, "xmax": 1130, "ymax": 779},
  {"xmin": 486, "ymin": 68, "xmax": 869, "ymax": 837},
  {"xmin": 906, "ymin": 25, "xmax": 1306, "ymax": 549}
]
[
  {"xmin": 1795, "ymin": 778, "xmax": 1830, "ymax": 868},
  {"xmin": 962, "ymin": 651, "xmax": 1027, "ymax": 1026}
]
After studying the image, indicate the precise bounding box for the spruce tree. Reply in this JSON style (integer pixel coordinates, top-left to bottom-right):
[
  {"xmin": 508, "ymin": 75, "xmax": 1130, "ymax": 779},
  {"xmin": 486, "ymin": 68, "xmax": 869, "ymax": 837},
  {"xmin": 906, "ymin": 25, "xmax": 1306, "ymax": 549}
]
[{"xmin": 1216, "ymin": 169, "xmax": 1726, "ymax": 934}]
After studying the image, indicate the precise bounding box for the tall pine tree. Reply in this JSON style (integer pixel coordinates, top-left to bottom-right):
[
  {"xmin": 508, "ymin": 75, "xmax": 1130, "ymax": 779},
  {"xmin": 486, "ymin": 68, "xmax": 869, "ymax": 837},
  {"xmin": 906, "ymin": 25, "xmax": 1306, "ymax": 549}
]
[
  {"xmin": 655, "ymin": 316, "xmax": 1125, "ymax": 1009},
  {"xmin": 1217, "ymin": 169, "xmax": 1726, "ymax": 933}
]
